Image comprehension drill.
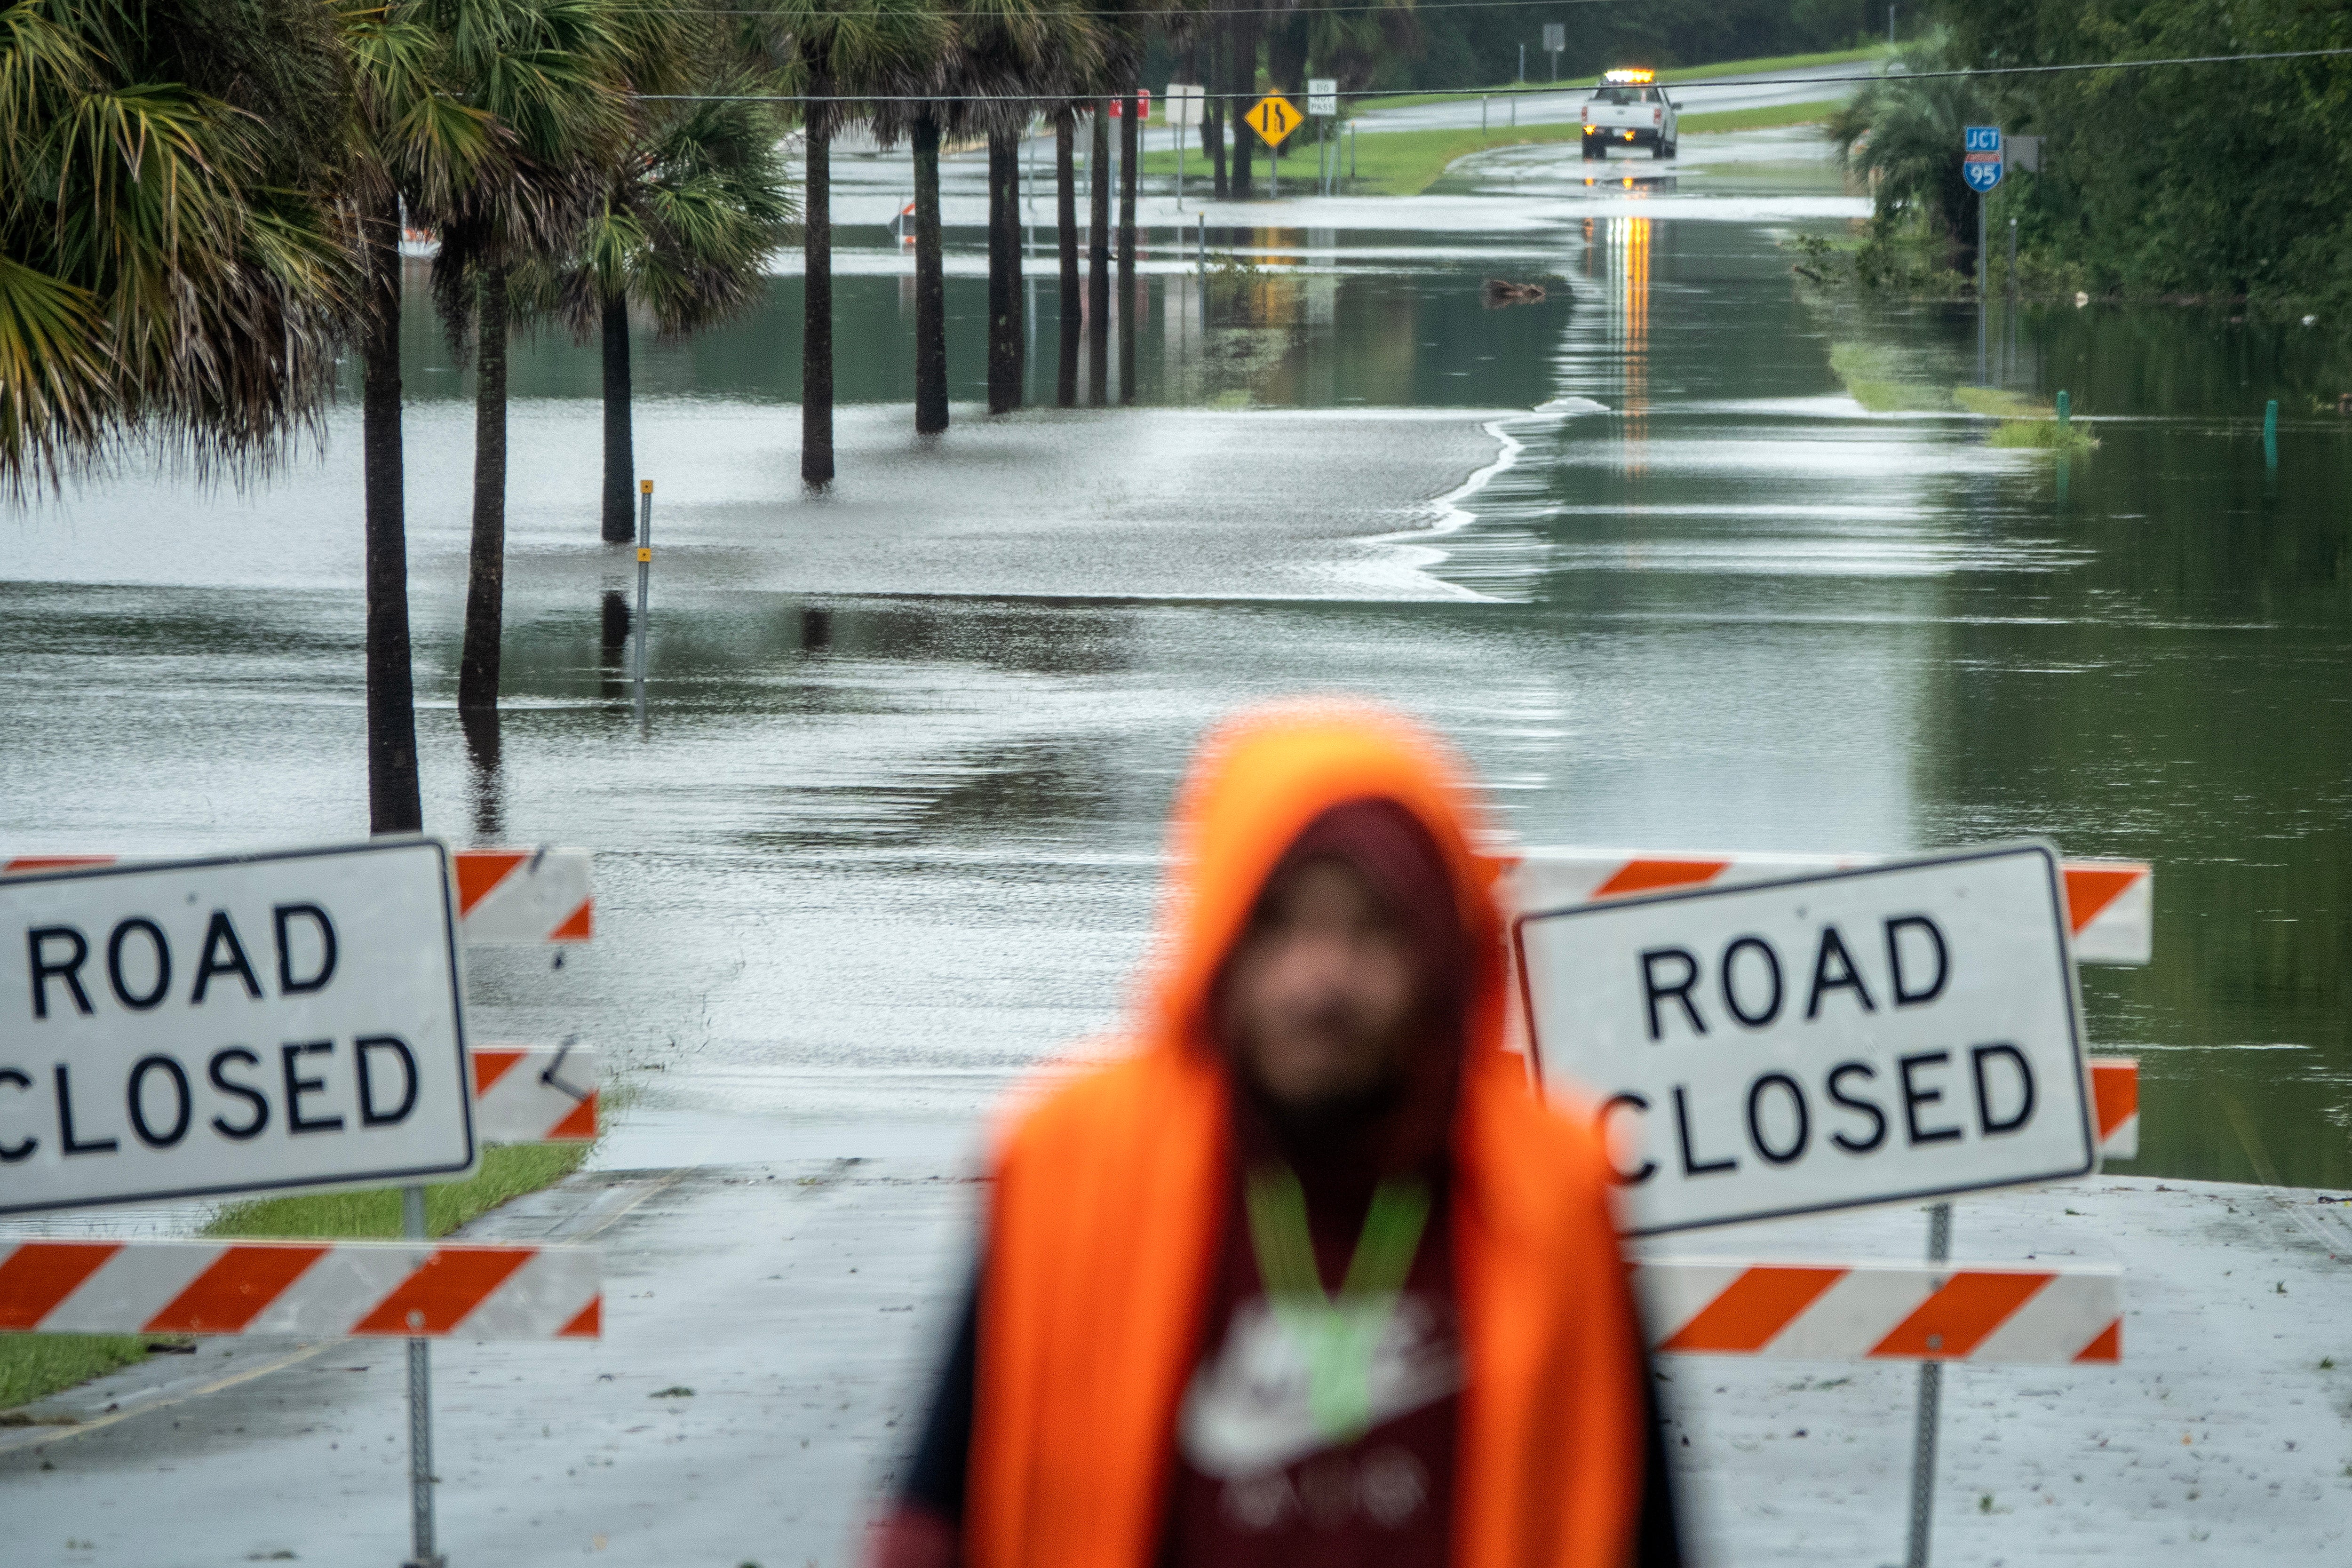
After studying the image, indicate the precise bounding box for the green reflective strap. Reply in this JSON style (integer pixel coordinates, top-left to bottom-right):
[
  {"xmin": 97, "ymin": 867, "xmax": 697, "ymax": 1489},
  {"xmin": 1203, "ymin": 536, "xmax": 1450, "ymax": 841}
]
[{"xmin": 1242, "ymin": 1165, "xmax": 1432, "ymax": 1443}]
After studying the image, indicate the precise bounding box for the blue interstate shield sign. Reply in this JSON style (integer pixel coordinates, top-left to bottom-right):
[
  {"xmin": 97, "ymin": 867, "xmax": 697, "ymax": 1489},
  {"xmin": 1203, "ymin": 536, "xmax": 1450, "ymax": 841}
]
[{"xmin": 1964, "ymin": 151, "xmax": 2004, "ymax": 192}]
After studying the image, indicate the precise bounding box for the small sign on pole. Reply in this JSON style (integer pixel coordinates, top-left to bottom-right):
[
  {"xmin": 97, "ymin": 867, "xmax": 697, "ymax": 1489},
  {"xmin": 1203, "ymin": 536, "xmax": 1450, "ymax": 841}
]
[
  {"xmin": 1963, "ymin": 125, "xmax": 2004, "ymax": 191},
  {"xmin": 1243, "ymin": 94, "xmax": 1301, "ymax": 148},
  {"xmin": 1542, "ymin": 22, "xmax": 1565, "ymax": 80},
  {"xmin": 1306, "ymin": 78, "xmax": 1338, "ymax": 117},
  {"xmin": 0, "ymin": 841, "xmax": 475, "ymax": 1217},
  {"xmin": 1515, "ymin": 841, "xmax": 2096, "ymax": 1236}
]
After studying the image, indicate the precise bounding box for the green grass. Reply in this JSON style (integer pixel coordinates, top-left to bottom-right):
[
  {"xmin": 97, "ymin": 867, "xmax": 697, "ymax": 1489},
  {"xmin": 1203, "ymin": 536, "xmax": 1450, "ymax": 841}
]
[
  {"xmin": 1141, "ymin": 90, "xmax": 1839, "ymax": 199},
  {"xmin": 1827, "ymin": 343, "xmax": 1950, "ymax": 411},
  {"xmin": 206, "ymin": 1143, "xmax": 591, "ymax": 1239},
  {"xmin": 0, "ymin": 1336, "xmax": 159, "ymax": 1416},
  {"xmin": 1145, "ymin": 121, "xmax": 1589, "ymax": 197},
  {"xmin": 1954, "ymin": 386, "xmax": 2045, "ymax": 417},
  {"xmin": 1678, "ymin": 98, "xmax": 1843, "ymax": 133},
  {"xmin": 1988, "ymin": 418, "xmax": 2099, "ymax": 452},
  {"xmin": 0, "ymin": 1144, "xmax": 592, "ymax": 1417},
  {"xmin": 1351, "ymin": 44, "xmax": 1887, "ymax": 112}
]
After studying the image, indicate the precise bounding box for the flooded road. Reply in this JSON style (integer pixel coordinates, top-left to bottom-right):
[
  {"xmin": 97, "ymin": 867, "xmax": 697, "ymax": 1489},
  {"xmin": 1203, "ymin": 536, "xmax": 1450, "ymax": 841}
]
[{"xmin": 4, "ymin": 130, "xmax": 2346, "ymax": 1195}]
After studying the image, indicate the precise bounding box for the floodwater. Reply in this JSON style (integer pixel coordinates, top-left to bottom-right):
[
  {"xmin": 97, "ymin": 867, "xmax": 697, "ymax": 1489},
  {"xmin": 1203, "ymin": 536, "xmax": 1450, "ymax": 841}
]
[{"xmin": 3, "ymin": 129, "xmax": 2347, "ymax": 1199}]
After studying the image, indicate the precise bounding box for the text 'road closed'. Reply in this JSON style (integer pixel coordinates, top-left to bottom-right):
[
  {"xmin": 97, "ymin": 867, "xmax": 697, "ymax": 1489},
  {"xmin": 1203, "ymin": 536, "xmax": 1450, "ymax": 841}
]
[
  {"xmin": 0, "ymin": 841, "xmax": 474, "ymax": 1215},
  {"xmin": 1515, "ymin": 842, "xmax": 2095, "ymax": 1235}
]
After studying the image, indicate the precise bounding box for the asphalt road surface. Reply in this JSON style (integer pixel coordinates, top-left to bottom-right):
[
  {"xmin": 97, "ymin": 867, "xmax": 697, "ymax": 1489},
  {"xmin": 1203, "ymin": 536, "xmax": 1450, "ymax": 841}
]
[{"xmin": 1351, "ymin": 60, "xmax": 1876, "ymax": 135}]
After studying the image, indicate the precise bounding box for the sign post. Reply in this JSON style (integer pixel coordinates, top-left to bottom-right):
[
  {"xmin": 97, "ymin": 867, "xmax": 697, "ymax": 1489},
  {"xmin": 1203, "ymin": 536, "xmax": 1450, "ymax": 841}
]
[
  {"xmin": 0, "ymin": 841, "xmax": 478, "ymax": 1568},
  {"xmin": 1243, "ymin": 95, "xmax": 1301, "ymax": 199},
  {"xmin": 1543, "ymin": 22, "xmax": 1565, "ymax": 81},
  {"xmin": 1306, "ymin": 79, "xmax": 1337, "ymax": 196},
  {"xmin": 1516, "ymin": 841, "xmax": 2099, "ymax": 1568},
  {"xmin": 1165, "ymin": 84, "xmax": 1203, "ymax": 208},
  {"xmin": 1964, "ymin": 127, "xmax": 2002, "ymax": 386}
]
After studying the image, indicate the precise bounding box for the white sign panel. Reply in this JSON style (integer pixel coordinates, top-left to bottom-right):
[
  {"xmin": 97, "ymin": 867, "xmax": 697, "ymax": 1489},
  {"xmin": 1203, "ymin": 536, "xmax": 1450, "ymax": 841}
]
[
  {"xmin": 0, "ymin": 841, "xmax": 475, "ymax": 1215},
  {"xmin": 1163, "ymin": 82, "xmax": 1205, "ymax": 132},
  {"xmin": 1515, "ymin": 843, "xmax": 2095, "ymax": 1235},
  {"xmin": 1307, "ymin": 78, "xmax": 1338, "ymax": 117}
]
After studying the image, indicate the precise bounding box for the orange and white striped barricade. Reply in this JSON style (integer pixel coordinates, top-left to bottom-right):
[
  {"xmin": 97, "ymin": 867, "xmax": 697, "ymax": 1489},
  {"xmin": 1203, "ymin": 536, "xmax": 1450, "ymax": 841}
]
[
  {"xmin": 451, "ymin": 848, "xmax": 594, "ymax": 945},
  {"xmin": 2090, "ymin": 1056, "xmax": 2138, "ymax": 1159},
  {"xmin": 1, "ymin": 847, "xmax": 595, "ymax": 947},
  {"xmin": 0, "ymin": 1237, "xmax": 599, "ymax": 1339},
  {"xmin": 1637, "ymin": 1258, "xmax": 2121, "ymax": 1365},
  {"xmin": 471, "ymin": 1044, "xmax": 600, "ymax": 1144},
  {"xmin": 1508, "ymin": 848, "xmax": 2151, "ymax": 965}
]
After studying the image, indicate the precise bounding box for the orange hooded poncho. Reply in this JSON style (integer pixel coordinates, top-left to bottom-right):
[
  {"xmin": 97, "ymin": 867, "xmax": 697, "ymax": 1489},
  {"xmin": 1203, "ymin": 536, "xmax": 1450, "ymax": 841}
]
[{"xmin": 966, "ymin": 701, "xmax": 1648, "ymax": 1568}]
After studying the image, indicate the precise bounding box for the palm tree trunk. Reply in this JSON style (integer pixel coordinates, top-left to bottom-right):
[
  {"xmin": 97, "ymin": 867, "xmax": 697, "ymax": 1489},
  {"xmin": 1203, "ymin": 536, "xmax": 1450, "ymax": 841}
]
[
  {"xmin": 1056, "ymin": 111, "xmax": 1079, "ymax": 408},
  {"xmin": 458, "ymin": 267, "xmax": 509, "ymax": 714},
  {"xmin": 1087, "ymin": 105, "xmax": 1110, "ymax": 406},
  {"xmin": 1208, "ymin": 30, "xmax": 1228, "ymax": 197},
  {"xmin": 987, "ymin": 129, "xmax": 1022, "ymax": 414},
  {"xmin": 361, "ymin": 198, "xmax": 421, "ymax": 836},
  {"xmin": 1232, "ymin": 16, "xmax": 1258, "ymax": 198},
  {"xmin": 803, "ymin": 97, "xmax": 835, "ymax": 485},
  {"xmin": 600, "ymin": 292, "xmax": 634, "ymax": 542},
  {"xmin": 913, "ymin": 114, "xmax": 947, "ymax": 434},
  {"xmin": 1118, "ymin": 95, "xmax": 1138, "ymax": 406}
]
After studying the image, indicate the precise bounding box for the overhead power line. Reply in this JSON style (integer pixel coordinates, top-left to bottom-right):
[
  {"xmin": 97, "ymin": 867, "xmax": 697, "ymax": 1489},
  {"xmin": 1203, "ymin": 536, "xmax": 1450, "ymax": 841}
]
[
  {"xmin": 634, "ymin": 44, "xmax": 2352, "ymax": 104},
  {"xmin": 633, "ymin": 0, "xmax": 1624, "ymax": 16}
]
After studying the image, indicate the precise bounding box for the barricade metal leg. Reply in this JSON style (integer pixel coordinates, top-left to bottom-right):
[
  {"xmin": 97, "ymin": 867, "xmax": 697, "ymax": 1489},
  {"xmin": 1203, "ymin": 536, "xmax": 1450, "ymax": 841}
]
[
  {"xmin": 402, "ymin": 1185, "xmax": 443, "ymax": 1568},
  {"xmin": 1903, "ymin": 1201, "xmax": 1953, "ymax": 1568}
]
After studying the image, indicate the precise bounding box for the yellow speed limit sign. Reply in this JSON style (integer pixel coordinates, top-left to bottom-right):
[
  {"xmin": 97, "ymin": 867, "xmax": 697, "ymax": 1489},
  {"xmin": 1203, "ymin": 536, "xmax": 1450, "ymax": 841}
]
[{"xmin": 1243, "ymin": 94, "xmax": 1301, "ymax": 147}]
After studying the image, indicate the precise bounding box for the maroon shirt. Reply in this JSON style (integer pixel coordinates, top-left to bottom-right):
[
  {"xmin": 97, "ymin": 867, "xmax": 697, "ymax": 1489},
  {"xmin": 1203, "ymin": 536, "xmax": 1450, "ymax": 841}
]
[{"xmin": 1162, "ymin": 1175, "xmax": 1458, "ymax": 1568}]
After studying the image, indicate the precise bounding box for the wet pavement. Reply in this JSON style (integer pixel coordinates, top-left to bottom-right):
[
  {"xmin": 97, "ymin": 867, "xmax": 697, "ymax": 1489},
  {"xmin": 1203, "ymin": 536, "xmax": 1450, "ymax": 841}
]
[
  {"xmin": 4, "ymin": 122, "xmax": 2351, "ymax": 1564},
  {"xmin": 1350, "ymin": 58, "xmax": 1872, "ymax": 134},
  {"xmin": 5, "ymin": 1166, "xmax": 2346, "ymax": 1566}
]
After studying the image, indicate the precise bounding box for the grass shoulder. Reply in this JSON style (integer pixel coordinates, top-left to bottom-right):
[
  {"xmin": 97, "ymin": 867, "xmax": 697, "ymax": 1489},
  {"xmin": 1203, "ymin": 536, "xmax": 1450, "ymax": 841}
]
[
  {"xmin": 0, "ymin": 1145, "xmax": 590, "ymax": 1417},
  {"xmin": 1143, "ymin": 121, "xmax": 1589, "ymax": 197},
  {"xmin": 1143, "ymin": 106, "xmax": 1834, "ymax": 199},
  {"xmin": 1351, "ymin": 44, "xmax": 1886, "ymax": 112}
]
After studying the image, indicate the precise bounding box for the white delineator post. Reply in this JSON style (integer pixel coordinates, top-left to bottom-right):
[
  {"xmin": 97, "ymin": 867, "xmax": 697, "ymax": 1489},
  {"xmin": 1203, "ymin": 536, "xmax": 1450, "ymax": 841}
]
[{"xmin": 633, "ymin": 478, "xmax": 653, "ymax": 731}]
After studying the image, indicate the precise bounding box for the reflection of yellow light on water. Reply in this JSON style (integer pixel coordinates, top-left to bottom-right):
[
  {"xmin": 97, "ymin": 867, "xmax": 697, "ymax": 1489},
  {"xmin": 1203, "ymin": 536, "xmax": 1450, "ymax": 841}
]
[{"xmin": 1607, "ymin": 215, "xmax": 1650, "ymax": 471}]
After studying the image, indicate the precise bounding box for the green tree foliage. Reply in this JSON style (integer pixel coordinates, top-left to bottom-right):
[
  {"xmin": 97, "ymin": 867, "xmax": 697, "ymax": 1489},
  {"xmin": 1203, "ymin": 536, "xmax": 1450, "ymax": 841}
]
[
  {"xmin": 1364, "ymin": 0, "xmax": 1883, "ymax": 92},
  {"xmin": 1827, "ymin": 38, "xmax": 1991, "ymax": 275},
  {"xmin": 1930, "ymin": 0, "xmax": 2352, "ymax": 309},
  {"xmin": 0, "ymin": 0, "xmax": 355, "ymax": 495}
]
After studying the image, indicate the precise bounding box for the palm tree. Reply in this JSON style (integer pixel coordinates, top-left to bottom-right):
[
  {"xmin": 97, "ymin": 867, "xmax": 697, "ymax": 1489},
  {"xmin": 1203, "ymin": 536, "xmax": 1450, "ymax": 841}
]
[
  {"xmin": 1828, "ymin": 43, "xmax": 1992, "ymax": 277},
  {"xmin": 0, "ymin": 0, "xmax": 353, "ymax": 496},
  {"xmin": 341, "ymin": 0, "xmax": 503, "ymax": 831},
  {"xmin": 546, "ymin": 86, "xmax": 795, "ymax": 548},
  {"xmin": 420, "ymin": 0, "xmax": 640, "ymax": 712},
  {"xmin": 770, "ymin": 0, "xmax": 947, "ymax": 485},
  {"xmin": 926, "ymin": 0, "xmax": 1100, "ymax": 422},
  {"xmin": 1055, "ymin": 107, "xmax": 1079, "ymax": 405}
]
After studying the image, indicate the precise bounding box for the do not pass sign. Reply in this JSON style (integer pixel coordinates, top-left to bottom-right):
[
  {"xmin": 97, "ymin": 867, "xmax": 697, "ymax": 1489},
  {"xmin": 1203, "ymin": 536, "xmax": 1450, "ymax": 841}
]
[
  {"xmin": 0, "ymin": 841, "xmax": 474, "ymax": 1215},
  {"xmin": 1516, "ymin": 842, "xmax": 2095, "ymax": 1235}
]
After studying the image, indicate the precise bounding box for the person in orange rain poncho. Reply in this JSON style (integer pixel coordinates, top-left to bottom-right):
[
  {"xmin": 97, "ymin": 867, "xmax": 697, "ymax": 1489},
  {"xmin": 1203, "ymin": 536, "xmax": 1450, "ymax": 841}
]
[{"xmin": 868, "ymin": 701, "xmax": 1683, "ymax": 1568}]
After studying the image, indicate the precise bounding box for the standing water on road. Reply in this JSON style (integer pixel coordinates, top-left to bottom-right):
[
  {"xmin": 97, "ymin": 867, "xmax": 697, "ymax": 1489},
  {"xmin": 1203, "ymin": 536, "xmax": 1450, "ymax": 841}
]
[{"xmin": 3, "ymin": 130, "xmax": 2345, "ymax": 1197}]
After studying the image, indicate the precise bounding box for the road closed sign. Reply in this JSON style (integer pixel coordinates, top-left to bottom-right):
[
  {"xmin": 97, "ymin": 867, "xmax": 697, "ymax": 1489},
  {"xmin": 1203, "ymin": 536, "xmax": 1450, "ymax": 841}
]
[
  {"xmin": 1516, "ymin": 842, "xmax": 2095, "ymax": 1235},
  {"xmin": 0, "ymin": 841, "xmax": 474, "ymax": 1215}
]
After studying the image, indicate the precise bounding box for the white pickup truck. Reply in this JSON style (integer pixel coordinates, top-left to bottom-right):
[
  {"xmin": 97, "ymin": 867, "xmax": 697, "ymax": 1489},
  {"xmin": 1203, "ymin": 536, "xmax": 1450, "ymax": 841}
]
[{"xmin": 1581, "ymin": 68, "xmax": 1678, "ymax": 160}]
